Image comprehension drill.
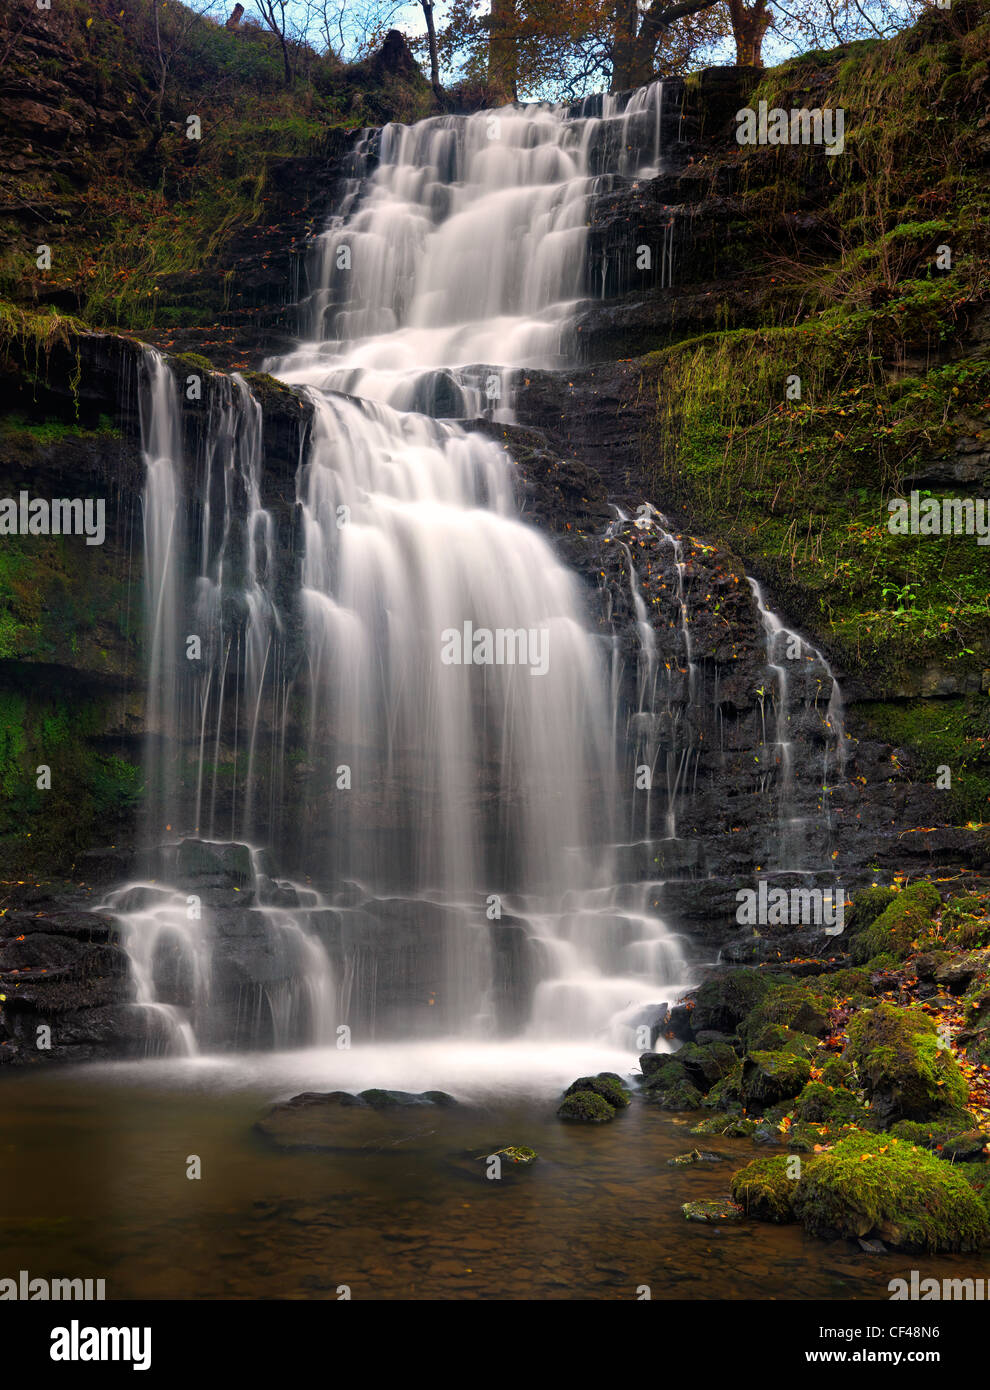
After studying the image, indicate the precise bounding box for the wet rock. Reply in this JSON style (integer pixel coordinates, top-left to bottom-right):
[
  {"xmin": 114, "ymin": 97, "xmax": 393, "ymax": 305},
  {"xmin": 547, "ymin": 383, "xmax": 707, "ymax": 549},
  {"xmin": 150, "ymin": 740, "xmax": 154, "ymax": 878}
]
[
  {"xmin": 667, "ymin": 1149, "xmax": 724, "ymax": 1166},
  {"xmin": 563, "ymin": 1073, "xmax": 631, "ymax": 1109},
  {"xmin": 741, "ymin": 1051, "xmax": 812, "ymax": 1108},
  {"xmin": 681, "ymin": 1199, "xmax": 744, "ymax": 1224},
  {"xmin": 557, "ymin": 1090, "xmax": 616, "ymax": 1122},
  {"xmin": 255, "ymin": 1087, "xmax": 457, "ymax": 1148}
]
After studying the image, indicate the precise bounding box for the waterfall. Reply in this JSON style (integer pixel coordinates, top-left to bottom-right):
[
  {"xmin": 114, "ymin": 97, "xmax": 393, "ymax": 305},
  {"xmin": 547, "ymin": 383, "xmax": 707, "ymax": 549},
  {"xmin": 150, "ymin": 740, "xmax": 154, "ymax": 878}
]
[
  {"xmin": 116, "ymin": 82, "xmax": 847, "ymax": 1058},
  {"xmin": 110, "ymin": 84, "xmax": 694, "ymax": 1054}
]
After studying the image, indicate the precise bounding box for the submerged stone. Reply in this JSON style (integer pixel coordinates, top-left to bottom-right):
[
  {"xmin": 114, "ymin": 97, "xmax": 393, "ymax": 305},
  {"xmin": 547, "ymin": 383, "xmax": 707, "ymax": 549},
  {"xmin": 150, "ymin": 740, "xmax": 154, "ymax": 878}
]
[
  {"xmin": 681, "ymin": 1199, "xmax": 744, "ymax": 1224},
  {"xmin": 667, "ymin": 1148, "xmax": 724, "ymax": 1166}
]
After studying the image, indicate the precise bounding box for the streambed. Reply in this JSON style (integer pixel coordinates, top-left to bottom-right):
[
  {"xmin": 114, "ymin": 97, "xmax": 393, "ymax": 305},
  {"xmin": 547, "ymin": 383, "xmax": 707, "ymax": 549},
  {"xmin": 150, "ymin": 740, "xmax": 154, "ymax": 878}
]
[{"xmin": 2, "ymin": 1046, "xmax": 985, "ymax": 1301}]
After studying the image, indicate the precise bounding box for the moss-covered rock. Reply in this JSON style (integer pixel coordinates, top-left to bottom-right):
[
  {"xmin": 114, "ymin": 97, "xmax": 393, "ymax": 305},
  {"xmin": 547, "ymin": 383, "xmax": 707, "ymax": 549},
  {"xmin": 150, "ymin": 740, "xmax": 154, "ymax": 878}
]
[
  {"xmin": 691, "ymin": 1114, "xmax": 758, "ymax": 1138},
  {"xmin": 748, "ymin": 1023, "xmax": 821, "ymax": 1056},
  {"xmin": 730, "ymin": 1154, "xmax": 798, "ymax": 1222},
  {"xmin": 681, "ymin": 1199, "xmax": 744, "ymax": 1224},
  {"xmin": 845, "ymin": 1002, "xmax": 968, "ymax": 1124},
  {"xmin": 674, "ymin": 1040, "xmax": 738, "ymax": 1092},
  {"xmin": 793, "ymin": 1134, "xmax": 990, "ymax": 1252},
  {"xmin": 819, "ymin": 1056, "xmax": 854, "ymax": 1087},
  {"xmin": 846, "ymin": 886, "xmax": 898, "ymax": 935},
  {"xmin": 557, "ymin": 1090, "xmax": 615, "ymax": 1123},
  {"xmin": 850, "ymin": 881, "xmax": 941, "ymax": 964},
  {"xmin": 667, "ymin": 1148, "xmax": 724, "ymax": 1166},
  {"xmin": 702, "ymin": 1061, "xmax": 745, "ymax": 1110},
  {"xmin": 688, "ymin": 969, "xmax": 774, "ymax": 1034},
  {"xmin": 794, "ymin": 1081, "xmax": 869, "ymax": 1126},
  {"xmin": 740, "ymin": 982, "xmax": 828, "ymax": 1044},
  {"xmin": 563, "ymin": 1073, "xmax": 631, "ymax": 1108},
  {"xmin": 741, "ymin": 1050, "xmax": 812, "ymax": 1108}
]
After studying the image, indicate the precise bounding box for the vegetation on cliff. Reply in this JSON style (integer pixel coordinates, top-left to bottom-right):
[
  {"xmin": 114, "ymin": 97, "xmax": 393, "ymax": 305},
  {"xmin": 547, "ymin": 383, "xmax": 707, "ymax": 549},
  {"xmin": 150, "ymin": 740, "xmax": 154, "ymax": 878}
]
[{"xmin": 639, "ymin": 0, "xmax": 989, "ymax": 767}]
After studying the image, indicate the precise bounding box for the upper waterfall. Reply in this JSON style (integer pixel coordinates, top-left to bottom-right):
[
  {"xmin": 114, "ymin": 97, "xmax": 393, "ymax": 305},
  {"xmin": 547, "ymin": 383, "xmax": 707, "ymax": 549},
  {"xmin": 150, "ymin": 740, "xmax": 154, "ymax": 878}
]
[{"xmin": 271, "ymin": 83, "xmax": 669, "ymax": 414}]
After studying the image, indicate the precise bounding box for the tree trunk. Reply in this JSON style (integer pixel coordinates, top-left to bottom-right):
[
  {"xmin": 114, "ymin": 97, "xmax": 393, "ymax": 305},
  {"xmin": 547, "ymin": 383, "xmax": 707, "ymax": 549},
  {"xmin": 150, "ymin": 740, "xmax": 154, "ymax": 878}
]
[
  {"xmin": 420, "ymin": 0, "xmax": 441, "ymax": 91},
  {"xmin": 487, "ymin": 0, "xmax": 517, "ymax": 102},
  {"xmin": 609, "ymin": 0, "xmax": 639, "ymax": 93},
  {"xmin": 610, "ymin": 0, "xmax": 725, "ymax": 93},
  {"xmin": 727, "ymin": 0, "xmax": 771, "ymax": 66}
]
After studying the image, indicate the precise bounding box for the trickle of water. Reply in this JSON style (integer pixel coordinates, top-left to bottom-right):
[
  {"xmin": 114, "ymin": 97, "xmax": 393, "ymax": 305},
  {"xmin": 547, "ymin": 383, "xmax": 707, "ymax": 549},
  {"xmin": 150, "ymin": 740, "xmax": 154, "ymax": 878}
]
[{"xmin": 748, "ymin": 577, "xmax": 849, "ymax": 869}]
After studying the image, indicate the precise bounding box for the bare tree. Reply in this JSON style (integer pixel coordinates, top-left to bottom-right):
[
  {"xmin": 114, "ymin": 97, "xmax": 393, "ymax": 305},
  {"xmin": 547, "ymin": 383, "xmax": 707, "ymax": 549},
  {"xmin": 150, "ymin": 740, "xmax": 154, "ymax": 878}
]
[
  {"xmin": 142, "ymin": 0, "xmax": 224, "ymax": 128},
  {"xmin": 252, "ymin": 0, "xmax": 296, "ymax": 85},
  {"xmin": 303, "ymin": 0, "xmax": 411, "ymax": 63}
]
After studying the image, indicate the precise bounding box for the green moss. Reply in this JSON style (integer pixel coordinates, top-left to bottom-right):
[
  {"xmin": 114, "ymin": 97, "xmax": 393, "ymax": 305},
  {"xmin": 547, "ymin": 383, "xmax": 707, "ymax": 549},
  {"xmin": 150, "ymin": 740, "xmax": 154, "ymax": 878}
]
[
  {"xmin": 856, "ymin": 701, "xmax": 990, "ymax": 826},
  {"xmin": 845, "ymin": 1001, "xmax": 968, "ymax": 1122},
  {"xmin": 642, "ymin": 1060, "xmax": 704, "ymax": 1111},
  {"xmin": 689, "ymin": 968, "xmax": 775, "ymax": 1033},
  {"xmin": 740, "ymin": 981, "xmax": 828, "ymax": 1044},
  {"xmin": 819, "ymin": 1056, "xmax": 854, "ymax": 1087},
  {"xmin": 850, "ymin": 881, "xmax": 941, "ymax": 963},
  {"xmin": 563, "ymin": 1073, "xmax": 631, "ymax": 1109},
  {"xmin": 702, "ymin": 1062, "xmax": 744, "ymax": 1111},
  {"xmin": 691, "ymin": 1114, "xmax": 758, "ymax": 1137},
  {"xmin": 742, "ymin": 1051, "xmax": 812, "ymax": 1108},
  {"xmin": 557, "ymin": 1090, "xmax": 616, "ymax": 1123},
  {"xmin": 793, "ymin": 1133, "xmax": 990, "ymax": 1252},
  {"xmin": 730, "ymin": 1155, "xmax": 798, "ymax": 1223},
  {"xmin": 674, "ymin": 1040, "xmax": 738, "ymax": 1091},
  {"xmin": 795, "ymin": 1081, "xmax": 869, "ymax": 1125},
  {"xmin": 846, "ymin": 887, "xmax": 898, "ymax": 935}
]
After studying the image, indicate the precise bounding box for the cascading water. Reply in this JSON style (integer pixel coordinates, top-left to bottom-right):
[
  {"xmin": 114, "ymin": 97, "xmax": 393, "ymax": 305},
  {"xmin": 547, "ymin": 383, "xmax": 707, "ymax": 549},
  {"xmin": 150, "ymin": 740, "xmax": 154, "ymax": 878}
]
[
  {"xmin": 113, "ymin": 84, "xmax": 694, "ymax": 1056},
  {"xmin": 748, "ymin": 578, "xmax": 850, "ymax": 870}
]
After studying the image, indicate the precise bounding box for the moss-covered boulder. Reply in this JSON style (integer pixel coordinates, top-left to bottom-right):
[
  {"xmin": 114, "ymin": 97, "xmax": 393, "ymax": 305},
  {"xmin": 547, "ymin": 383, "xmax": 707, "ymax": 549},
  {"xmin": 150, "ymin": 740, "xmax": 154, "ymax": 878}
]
[
  {"xmin": 740, "ymin": 982, "xmax": 828, "ymax": 1044},
  {"xmin": 846, "ymin": 886, "xmax": 898, "ymax": 934},
  {"xmin": 819, "ymin": 1055, "xmax": 854, "ymax": 1087},
  {"xmin": 730, "ymin": 1155, "xmax": 798, "ymax": 1222},
  {"xmin": 557, "ymin": 1090, "xmax": 615, "ymax": 1123},
  {"xmin": 940, "ymin": 1132, "xmax": 989, "ymax": 1162},
  {"xmin": 688, "ymin": 969, "xmax": 773, "ymax": 1034},
  {"xmin": 701, "ymin": 1061, "xmax": 744, "ymax": 1110},
  {"xmin": 793, "ymin": 1134, "xmax": 990, "ymax": 1252},
  {"xmin": 794, "ymin": 1081, "xmax": 869, "ymax": 1126},
  {"xmin": 748, "ymin": 1023, "xmax": 821, "ymax": 1056},
  {"xmin": 741, "ymin": 1050, "xmax": 812, "ymax": 1108},
  {"xmin": 850, "ymin": 881, "xmax": 941, "ymax": 964},
  {"xmin": 845, "ymin": 1002, "xmax": 968, "ymax": 1124},
  {"xmin": 563, "ymin": 1073, "xmax": 631, "ymax": 1108},
  {"xmin": 674, "ymin": 1040, "xmax": 739, "ymax": 1091},
  {"xmin": 642, "ymin": 1060, "xmax": 704, "ymax": 1111}
]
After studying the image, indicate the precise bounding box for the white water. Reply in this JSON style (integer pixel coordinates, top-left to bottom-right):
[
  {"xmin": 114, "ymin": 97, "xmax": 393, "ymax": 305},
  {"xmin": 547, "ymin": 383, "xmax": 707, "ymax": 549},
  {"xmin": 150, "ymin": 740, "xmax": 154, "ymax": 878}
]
[
  {"xmin": 113, "ymin": 85, "xmax": 694, "ymax": 1060},
  {"xmin": 748, "ymin": 577, "xmax": 849, "ymax": 869}
]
